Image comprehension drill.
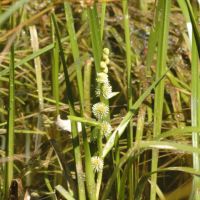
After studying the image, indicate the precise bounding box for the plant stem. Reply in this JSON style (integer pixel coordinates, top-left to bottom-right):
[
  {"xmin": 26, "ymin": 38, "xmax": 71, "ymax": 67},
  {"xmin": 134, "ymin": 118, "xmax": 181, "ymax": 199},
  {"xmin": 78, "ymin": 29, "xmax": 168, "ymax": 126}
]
[
  {"xmin": 100, "ymin": 2, "xmax": 106, "ymax": 40},
  {"xmin": 191, "ymin": 22, "xmax": 200, "ymax": 200},
  {"xmin": 150, "ymin": 1, "xmax": 171, "ymax": 199},
  {"xmin": 52, "ymin": 13, "xmax": 87, "ymax": 200},
  {"xmin": 64, "ymin": 3, "xmax": 97, "ymax": 199},
  {"xmin": 122, "ymin": 0, "xmax": 133, "ymax": 198},
  {"xmin": 5, "ymin": 34, "xmax": 15, "ymax": 199},
  {"xmin": 29, "ymin": 25, "xmax": 44, "ymax": 150}
]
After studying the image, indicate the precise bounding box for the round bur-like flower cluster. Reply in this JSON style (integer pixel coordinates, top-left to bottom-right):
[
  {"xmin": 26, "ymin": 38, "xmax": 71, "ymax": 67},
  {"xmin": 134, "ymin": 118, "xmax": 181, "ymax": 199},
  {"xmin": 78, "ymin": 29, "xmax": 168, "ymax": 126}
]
[
  {"xmin": 91, "ymin": 156, "xmax": 104, "ymax": 173},
  {"xmin": 92, "ymin": 102, "xmax": 109, "ymax": 120},
  {"xmin": 102, "ymin": 83, "xmax": 112, "ymax": 99},
  {"xmin": 101, "ymin": 121, "xmax": 112, "ymax": 137},
  {"xmin": 96, "ymin": 72, "xmax": 109, "ymax": 84}
]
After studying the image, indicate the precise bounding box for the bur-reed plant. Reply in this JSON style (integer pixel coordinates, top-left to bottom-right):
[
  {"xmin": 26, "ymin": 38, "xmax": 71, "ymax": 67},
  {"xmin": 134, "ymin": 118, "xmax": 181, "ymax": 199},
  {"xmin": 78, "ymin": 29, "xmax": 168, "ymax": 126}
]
[{"xmin": 0, "ymin": 0, "xmax": 200, "ymax": 199}]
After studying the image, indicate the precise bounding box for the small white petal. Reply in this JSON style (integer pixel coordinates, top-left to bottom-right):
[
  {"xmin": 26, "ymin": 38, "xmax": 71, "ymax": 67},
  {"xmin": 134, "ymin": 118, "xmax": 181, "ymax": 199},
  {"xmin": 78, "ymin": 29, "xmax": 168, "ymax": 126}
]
[
  {"xmin": 107, "ymin": 92, "xmax": 119, "ymax": 99},
  {"xmin": 56, "ymin": 115, "xmax": 82, "ymax": 132}
]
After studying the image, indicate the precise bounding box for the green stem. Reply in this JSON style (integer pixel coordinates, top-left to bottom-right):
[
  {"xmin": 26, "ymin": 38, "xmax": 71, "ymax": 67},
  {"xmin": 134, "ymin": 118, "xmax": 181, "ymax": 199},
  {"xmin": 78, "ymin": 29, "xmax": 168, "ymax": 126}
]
[
  {"xmin": 87, "ymin": 5, "xmax": 103, "ymax": 200},
  {"xmin": 51, "ymin": 17, "xmax": 59, "ymax": 115},
  {"xmin": 5, "ymin": 36, "xmax": 15, "ymax": 199},
  {"xmin": 191, "ymin": 23, "xmax": 200, "ymax": 200},
  {"xmin": 64, "ymin": 3, "xmax": 98, "ymax": 199},
  {"xmin": 150, "ymin": 1, "xmax": 171, "ymax": 199},
  {"xmin": 122, "ymin": 0, "xmax": 133, "ymax": 198},
  {"xmin": 96, "ymin": 133, "xmax": 103, "ymax": 199},
  {"xmin": 29, "ymin": 25, "xmax": 44, "ymax": 150},
  {"xmin": 100, "ymin": 2, "xmax": 106, "ymax": 41},
  {"xmin": 52, "ymin": 13, "xmax": 87, "ymax": 200}
]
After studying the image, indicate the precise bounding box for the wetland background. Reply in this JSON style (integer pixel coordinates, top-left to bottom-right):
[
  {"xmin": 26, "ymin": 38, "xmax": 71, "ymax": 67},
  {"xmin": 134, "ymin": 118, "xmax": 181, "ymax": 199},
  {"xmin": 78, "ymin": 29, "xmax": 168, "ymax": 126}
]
[{"xmin": 0, "ymin": 0, "xmax": 200, "ymax": 199}]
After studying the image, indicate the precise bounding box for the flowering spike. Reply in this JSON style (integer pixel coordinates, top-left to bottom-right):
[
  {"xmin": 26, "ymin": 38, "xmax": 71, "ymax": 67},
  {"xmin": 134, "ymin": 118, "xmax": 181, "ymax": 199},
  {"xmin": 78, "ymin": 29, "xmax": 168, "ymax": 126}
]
[
  {"xmin": 92, "ymin": 102, "xmax": 109, "ymax": 120},
  {"xmin": 101, "ymin": 121, "xmax": 112, "ymax": 137},
  {"xmin": 102, "ymin": 83, "xmax": 112, "ymax": 99},
  {"xmin": 91, "ymin": 156, "xmax": 104, "ymax": 173},
  {"xmin": 96, "ymin": 72, "xmax": 109, "ymax": 84}
]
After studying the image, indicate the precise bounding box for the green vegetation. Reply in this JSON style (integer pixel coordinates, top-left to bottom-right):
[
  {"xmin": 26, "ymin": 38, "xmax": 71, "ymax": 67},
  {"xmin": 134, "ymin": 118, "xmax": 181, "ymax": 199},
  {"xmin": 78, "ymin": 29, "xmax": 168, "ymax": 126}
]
[{"xmin": 0, "ymin": 0, "xmax": 200, "ymax": 199}]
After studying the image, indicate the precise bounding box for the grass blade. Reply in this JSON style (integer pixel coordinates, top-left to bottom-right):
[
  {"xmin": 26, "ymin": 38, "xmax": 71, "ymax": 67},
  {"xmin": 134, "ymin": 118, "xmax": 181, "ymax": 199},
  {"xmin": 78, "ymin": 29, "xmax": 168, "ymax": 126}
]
[
  {"xmin": 5, "ymin": 36, "xmax": 15, "ymax": 199},
  {"xmin": 191, "ymin": 17, "xmax": 200, "ymax": 200},
  {"xmin": 55, "ymin": 185, "xmax": 75, "ymax": 200},
  {"xmin": 102, "ymin": 141, "xmax": 200, "ymax": 199},
  {"xmin": 121, "ymin": 0, "xmax": 134, "ymax": 198},
  {"xmin": 150, "ymin": 1, "xmax": 171, "ymax": 199},
  {"xmin": 29, "ymin": 26, "xmax": 44, "ymax": 149},
  {"xmin": 100, "ymin": 2, "xmax": 106, "ymax": 40},
  {"xmin": 102, "ymin": 68, "xmax": 170, "ymax": 158},
  {"xmin": 64, "ymin": 3, "xmax": 96, "ymax": 199},
  {"xmin": 0, "ymin": 0, "xmax": 29, "ymax": 25},
  {"xmin": 52, "ymin": 13, "xmax": 87, "ymax": 200}
]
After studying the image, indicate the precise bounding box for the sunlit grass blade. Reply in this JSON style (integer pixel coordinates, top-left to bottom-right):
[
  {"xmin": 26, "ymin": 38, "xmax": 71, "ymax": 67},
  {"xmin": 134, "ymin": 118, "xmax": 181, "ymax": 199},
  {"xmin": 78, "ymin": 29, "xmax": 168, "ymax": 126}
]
[
  {"xmin": 67, "ymin": 115, "xmax": 101, "ymax": 127},
  {"xmin": 156, "ymin": 127, "xmax": 200, "ymax": 140},
  {"xmin": 51, "ymin": 13, "xmax": 87, "ymax": 200},
  {"xmin": 100, "ymin": 2, "xmax": 106, "ymax": 40},
  {"xmin": 87, "ymin": 4, "xmax": 109, "ymax": 199},
  {"xmin": 185, "ymin": 0, "xmax": 200, "ymax": 56},
  {"xmin": 4, "ymin": 38, "xmax": 15, "ymax": 200},
  {"xmin": 121, "ymin": 0, "xmax": 133, "ymax": 198},
  {"xmin": 177, "ymin": 1, "xmax": 200, "ymax": 199},
  {"xmin": 87, "ymin": 6, "xmax": 102, "ymax": 72},
  {"xmin": 64, "ymin": 2, "xmax": 84, "ymax": 107},
  {"xmin": 191, "ymin": 20, "xmax": 200, "ymax": 200},
  {"xmin": 51, "ymin": 17, "xmax": 59, "ymax": 115},
  {"xmin": 55, "ymin": 185, "xmax": 75, "ymax": 200},
  {"xmin": 150, "ymin": 1, "xmax": 171, "ymax": 199},
  {"xmin": 0, "ymin": 0, "xmax": 29, "ymax": 26},
  {"xmin": 102, "ymin": 68, "xmax": 171, "ymax": 158},
  {"xmin": 29, "ymin": 25, "xmax": 44, "ymax": 149},
  {"xmin": 146, "ymin": 0, "xmax": 161, "ymax": 71},
  {"xmin": 102, "ymin": 140, "xmax": 200, "ymax": 199},
  {"xmin": 64, "ymin": 3, "xmax": 96, "ymax": 200},
  {"xmin": 83, "ymin": 59, "xmax": 92, "ymax": 116},
  {"xmin": 135, "ymin": 166, "xmax": 200, "ymax": 200}
]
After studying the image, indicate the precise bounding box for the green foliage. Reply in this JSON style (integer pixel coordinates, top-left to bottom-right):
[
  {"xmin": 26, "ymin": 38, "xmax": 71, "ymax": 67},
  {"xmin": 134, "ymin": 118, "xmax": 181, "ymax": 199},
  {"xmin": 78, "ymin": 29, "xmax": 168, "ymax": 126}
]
[{"xmin": 0, "ymin": 0, "xmax": 199, "ymax": 199}]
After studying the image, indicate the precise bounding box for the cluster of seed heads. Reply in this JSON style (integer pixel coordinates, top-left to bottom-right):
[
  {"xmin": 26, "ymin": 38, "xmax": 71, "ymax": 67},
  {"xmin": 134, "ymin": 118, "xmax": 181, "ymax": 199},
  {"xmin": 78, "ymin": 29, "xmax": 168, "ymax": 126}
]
[
  {"xmin": 92, "ymin": 48, "xmax": 113, "ymax": 138},
  {"xmin": 95, "ymin": 48, "xmax": 113, "ymax": 99}
]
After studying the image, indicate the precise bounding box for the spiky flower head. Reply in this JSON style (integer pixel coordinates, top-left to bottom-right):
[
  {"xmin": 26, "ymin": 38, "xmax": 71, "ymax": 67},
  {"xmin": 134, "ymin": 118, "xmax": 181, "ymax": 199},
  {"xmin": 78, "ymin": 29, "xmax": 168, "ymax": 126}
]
[
  {"xmin": 101, "ymin": 121, "xmax": 112, "ymax": 137},
  {"xmin": 96, "ymin": 72, "xmax": 109, "ymax": 84},
  {"xmin": 92, "ymin": 102, "xmax": 109, "ymax": 120},
  {"xmin": 102, "ymin": 83, "xmax": 112, "ymax": 99},
  {"xmin": 91, "ymin": 156, "xmax": 104, "ymax": 173}
]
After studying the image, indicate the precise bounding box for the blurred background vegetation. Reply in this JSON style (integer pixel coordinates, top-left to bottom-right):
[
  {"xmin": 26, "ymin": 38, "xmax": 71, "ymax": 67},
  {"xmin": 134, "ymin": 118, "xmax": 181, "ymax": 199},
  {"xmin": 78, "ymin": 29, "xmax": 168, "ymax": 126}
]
[{"xmin": 0, "ymin": 0, "xmax": 200, "ymax": 199}]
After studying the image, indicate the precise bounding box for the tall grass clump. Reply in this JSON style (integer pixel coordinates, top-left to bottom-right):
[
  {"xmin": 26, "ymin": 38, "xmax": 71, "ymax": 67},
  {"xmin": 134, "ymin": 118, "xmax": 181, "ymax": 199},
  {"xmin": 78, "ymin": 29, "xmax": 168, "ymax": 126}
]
[{"xmin": 0, "ymin": 0, "xmax": 200, "ymax": 199}]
